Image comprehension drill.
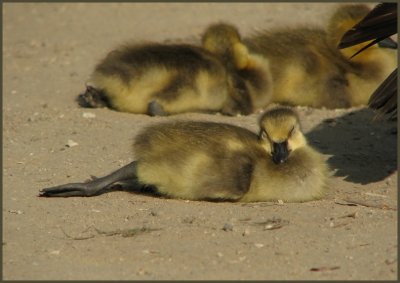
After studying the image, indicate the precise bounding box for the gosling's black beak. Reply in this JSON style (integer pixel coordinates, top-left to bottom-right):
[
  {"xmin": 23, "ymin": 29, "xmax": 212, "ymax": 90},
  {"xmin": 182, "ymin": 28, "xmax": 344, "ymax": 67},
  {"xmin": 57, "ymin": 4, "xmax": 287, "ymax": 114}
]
[{"xmin": 272, "ymin": 142, "xmax": 289, "ymax": 164}]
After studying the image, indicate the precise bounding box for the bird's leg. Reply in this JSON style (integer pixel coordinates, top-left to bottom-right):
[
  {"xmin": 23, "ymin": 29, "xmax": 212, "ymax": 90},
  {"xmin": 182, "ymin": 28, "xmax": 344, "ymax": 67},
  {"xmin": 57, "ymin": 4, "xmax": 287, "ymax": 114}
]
[
  {"xmin": 39, "ymin": 161, "xmax": 139, "ymax": 197},
  {"xmin": 147, "ymin": 100, "xmax": 168, "ymax": 116}
]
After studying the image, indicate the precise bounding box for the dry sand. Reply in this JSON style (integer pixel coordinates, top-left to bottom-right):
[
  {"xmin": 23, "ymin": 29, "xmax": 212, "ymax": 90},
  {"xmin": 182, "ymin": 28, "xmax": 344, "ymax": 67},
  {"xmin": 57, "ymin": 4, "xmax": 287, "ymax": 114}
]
[{"xmin": 3, "ymin": 3, "xmax": 397, "ymax": 280}]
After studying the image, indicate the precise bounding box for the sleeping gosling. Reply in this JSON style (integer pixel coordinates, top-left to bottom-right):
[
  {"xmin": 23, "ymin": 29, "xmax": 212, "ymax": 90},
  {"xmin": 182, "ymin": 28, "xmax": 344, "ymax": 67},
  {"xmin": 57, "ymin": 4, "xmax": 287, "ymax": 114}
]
[
  {"xmin": 202, "ymin": 4, "xmax": 397, "ymax": 109},
  {"xmin": 245, "ymin": 4, "xmax": 397, "ymax": 108},
  {"xmin": 39, "ymin": 106, "xmax": 329, "ymax": 202},
  {"xmin": 78, "ymin": 42, "xmax": 257, "ymax": 116}
]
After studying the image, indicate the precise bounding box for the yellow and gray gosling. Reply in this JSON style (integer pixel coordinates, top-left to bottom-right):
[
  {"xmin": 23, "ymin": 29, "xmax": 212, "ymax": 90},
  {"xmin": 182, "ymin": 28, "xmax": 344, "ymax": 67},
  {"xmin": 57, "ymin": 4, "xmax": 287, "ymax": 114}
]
[
  {"xmin": 203, "ymin": 4, "xmax": 397, "ymax": 109},
  {"xmin": 246, "ymin": 4, "xmax": 397, "ymax": 108},
  {"xmin": 77, "ymin": 42, "xmax": 256, "ymax": 116},
  {"xmin": 40, "ymin": 106, "xmax": 329, "ymax": 203},
  {"xmin": 201, "ymin": 23, "xmax": 273, "ymax": 112}
]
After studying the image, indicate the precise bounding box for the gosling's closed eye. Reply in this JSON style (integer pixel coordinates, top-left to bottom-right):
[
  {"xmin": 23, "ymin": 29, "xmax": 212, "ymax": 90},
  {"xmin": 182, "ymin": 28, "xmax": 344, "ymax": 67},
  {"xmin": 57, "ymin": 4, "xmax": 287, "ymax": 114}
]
[
  {"xmin": 260, "ymin": 130, "xmax": 269, "ymax": 140},
  {"xmin": 289, "ymin": 126, "xmax": 295, "ymax": 137}
]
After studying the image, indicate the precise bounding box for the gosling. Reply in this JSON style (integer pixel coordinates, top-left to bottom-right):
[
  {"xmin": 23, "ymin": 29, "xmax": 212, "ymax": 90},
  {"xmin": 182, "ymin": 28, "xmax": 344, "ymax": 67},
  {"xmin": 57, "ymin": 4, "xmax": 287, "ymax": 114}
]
[
  {"xmin": 247, "ymin": 4, "xmax": 397, "ymax": 108},
  {"xmin": 201, "ymin": 22, "xmax": 273, "ymax": 112},
  {"xmin": 78, "ymin": 42, "xmax": 255, "ymax": 116},
  {"xmin": 203, "ymin": 4, "xmax": 397, "ymax": 109},
  {"xmin": 39, "ymin": 107, "xmax": 329, "ymax": 203}
]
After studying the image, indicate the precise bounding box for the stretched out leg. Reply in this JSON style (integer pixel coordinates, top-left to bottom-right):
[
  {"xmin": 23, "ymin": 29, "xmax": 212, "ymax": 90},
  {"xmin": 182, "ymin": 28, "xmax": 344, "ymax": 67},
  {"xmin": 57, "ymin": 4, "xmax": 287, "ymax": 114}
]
[{"xmin": 39, "ymin": 161, "xmax": 139, "ymax": 197}]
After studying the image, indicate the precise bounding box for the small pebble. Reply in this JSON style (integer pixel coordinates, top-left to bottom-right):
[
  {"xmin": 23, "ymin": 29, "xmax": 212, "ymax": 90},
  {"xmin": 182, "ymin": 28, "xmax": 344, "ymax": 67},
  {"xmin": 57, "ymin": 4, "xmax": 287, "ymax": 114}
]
[
  {"xmin": 82, "ymin": 112, "xmax": 96, "ymax": 119},
  {"xmin": 8, "ymin": 210, "xmax": 23, "ymax": 215},
  {"xmin": 222, "ymin": 223, "xmax": 233, "ymax": 231},
  {"xmin": 66, "ymin": 140, "xmax": 78, "ymax": 147},
  {"xmin": 136, "ymin": 268, "xmax": 149, "ymax": 276},
  {"xmin": 182, "ymin": 216, "xmax": 195, "ymax": 224},
  {"xmin": 265, "ymin": 223, "xmax": 275, "ymax": 230}
]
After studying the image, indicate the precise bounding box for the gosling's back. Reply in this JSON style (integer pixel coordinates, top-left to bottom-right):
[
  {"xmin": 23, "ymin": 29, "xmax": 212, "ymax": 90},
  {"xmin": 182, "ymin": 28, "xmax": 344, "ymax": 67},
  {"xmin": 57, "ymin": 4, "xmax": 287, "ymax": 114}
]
[
  {"xmin": 90, "ymin": 43, "xmax": 239, "ymax": 115},
  {"xmin": 134, "ymin": 122, "xmax": 264, "ymax": 200}
]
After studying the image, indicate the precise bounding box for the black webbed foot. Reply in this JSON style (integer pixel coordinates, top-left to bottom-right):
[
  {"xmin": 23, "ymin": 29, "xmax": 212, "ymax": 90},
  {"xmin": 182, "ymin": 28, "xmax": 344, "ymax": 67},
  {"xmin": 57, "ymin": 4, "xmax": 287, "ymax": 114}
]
[
  {"xmin": 77, "ymin": 86, "xmax": 110, "ymax": 108},
  {"xmin": 39, "ymin": 161, "xmax": 140, "ymax": 198},
  {"xmin": 39, "ymin": 182, "xmax": 110, "ymax": 197},
  {"xmin": 147, "ymin": 100, "xmax": 168, "ymax": 116}
]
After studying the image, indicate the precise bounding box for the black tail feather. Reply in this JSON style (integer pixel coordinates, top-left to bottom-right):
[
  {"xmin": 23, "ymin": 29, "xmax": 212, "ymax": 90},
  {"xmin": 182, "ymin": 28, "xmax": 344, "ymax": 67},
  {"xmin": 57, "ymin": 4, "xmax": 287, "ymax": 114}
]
[
  {"xmin": 338, "ymin": 3, "xmax": 397, "ymax": 49},
  {"xmin": 368, "ymin": 69, "xmax": 397, "ymax": 120}
]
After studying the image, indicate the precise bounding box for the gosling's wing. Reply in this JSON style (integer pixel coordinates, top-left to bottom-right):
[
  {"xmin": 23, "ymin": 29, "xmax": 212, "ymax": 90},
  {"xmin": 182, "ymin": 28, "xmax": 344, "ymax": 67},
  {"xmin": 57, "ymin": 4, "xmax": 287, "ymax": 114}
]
[
  {"xmin": 368, "ymin": 69, "xmax": 397, "ymax": 120},
  {"xmin": 338, "ymin": 3, "xmax": 397, "ymax": 49}
]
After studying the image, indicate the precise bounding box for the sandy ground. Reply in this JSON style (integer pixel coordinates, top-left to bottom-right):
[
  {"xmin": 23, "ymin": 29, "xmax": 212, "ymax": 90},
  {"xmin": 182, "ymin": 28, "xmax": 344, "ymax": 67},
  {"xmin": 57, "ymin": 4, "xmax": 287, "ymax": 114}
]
[{"xmin": 3, "ymin": 3, "xmax": 398, "ymax": 280}]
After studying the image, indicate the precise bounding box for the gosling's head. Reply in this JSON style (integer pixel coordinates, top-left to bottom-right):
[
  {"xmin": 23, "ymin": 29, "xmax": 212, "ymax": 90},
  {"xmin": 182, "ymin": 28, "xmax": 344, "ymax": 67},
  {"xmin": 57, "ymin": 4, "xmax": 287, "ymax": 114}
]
[
  {"xmin": 202, "ymin": 22, "xmax": 250, "ymax": 70},
  {"xmin": 202, "ymin": 22, "xmax": 241, "ymax": 55},
  {"xmin": 258, "ymin": 107, "xmax": 307, "ymax": 164}
]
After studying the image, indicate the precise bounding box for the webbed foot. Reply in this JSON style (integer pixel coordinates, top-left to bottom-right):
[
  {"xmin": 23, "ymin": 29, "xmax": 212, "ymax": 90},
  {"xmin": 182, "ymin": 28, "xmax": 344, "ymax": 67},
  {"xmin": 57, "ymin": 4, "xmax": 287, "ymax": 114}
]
[
  {"xmin": 147, "ymin": 100, "xmax": 168, "ymax": 116},
  {"xmin": 77, "ymin": 86, "xmax": 110, "ymax": 108},
  {"xmin": 39, "ymin": 161, "xmax": 139, "ymax": 198},
  {"xmin": 39, "ymin": 182, "xmax": 108, "ymax": 197}
]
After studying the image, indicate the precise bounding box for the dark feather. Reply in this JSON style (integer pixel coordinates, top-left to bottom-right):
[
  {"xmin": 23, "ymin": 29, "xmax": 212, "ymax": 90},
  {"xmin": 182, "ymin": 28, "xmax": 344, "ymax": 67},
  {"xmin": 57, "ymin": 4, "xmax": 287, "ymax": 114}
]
[
  {"xmin": 338, "ymin": 3, "xmax": 397, "ymax": 49},
  {"xmin": 349, "ymin": 36, "xmax": 386, "ymax": 58},
  {"xmin": 368, "ymin": 69, "xmax": 397, "ymax": 120}
]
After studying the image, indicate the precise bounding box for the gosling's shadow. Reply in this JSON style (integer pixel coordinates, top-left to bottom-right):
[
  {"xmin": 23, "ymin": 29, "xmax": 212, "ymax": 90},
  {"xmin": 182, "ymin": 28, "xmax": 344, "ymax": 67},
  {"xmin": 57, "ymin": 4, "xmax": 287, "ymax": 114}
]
[{"xmin": 306, "ymin": 108, "xmax": 397, "ymax": 184}]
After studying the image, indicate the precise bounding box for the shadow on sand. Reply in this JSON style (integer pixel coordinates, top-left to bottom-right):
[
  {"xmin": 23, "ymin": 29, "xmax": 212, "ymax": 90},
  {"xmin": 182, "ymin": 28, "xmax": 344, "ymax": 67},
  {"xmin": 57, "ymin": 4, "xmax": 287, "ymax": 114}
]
[{"xmin": 306, "ymin": 108, "xmax": 397, "ymax": 185}]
